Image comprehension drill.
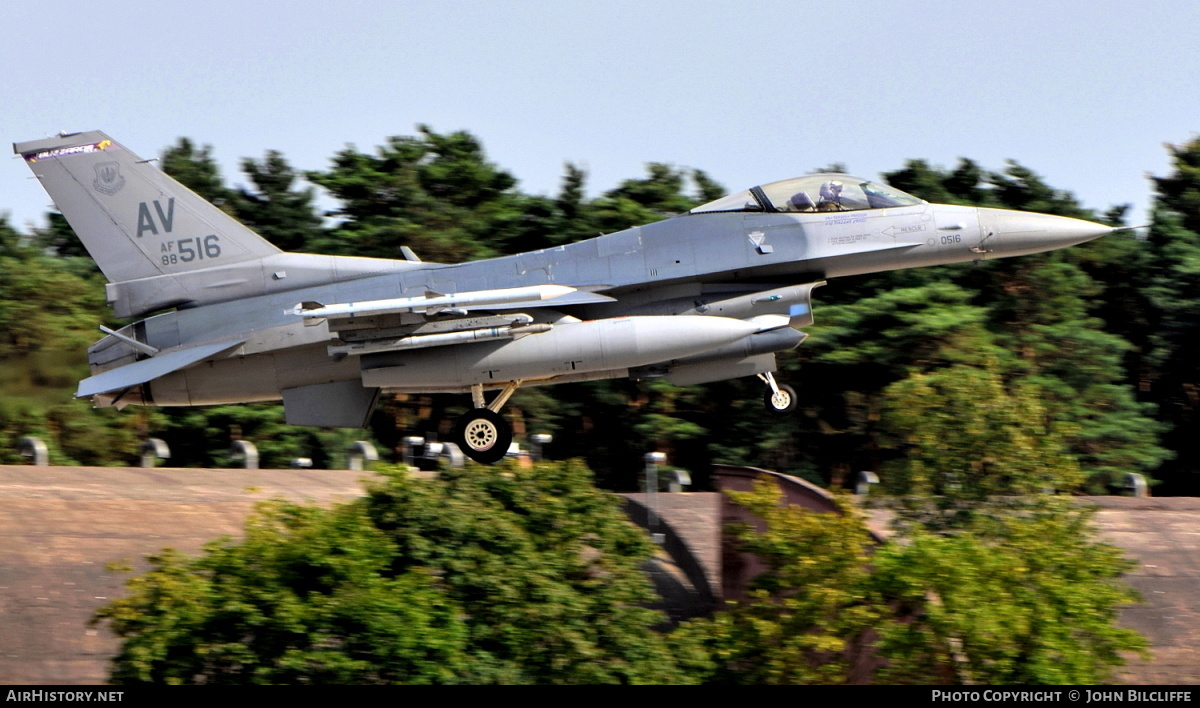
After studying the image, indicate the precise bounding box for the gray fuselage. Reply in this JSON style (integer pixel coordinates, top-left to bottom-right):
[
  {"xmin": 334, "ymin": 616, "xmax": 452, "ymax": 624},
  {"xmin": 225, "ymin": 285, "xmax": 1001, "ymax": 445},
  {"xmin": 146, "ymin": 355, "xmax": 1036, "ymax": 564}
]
[{"xmin": 123, "ymin": 199, "xmax": 1106, "ymax": 406}]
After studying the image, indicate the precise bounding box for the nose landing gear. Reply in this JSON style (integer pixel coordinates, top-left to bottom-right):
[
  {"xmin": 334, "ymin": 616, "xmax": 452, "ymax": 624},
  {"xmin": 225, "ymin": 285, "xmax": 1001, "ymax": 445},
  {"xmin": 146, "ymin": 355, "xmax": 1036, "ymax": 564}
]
[{"xmin": 759, "ymin": 372, "xmax": 797, "ymax": 416}]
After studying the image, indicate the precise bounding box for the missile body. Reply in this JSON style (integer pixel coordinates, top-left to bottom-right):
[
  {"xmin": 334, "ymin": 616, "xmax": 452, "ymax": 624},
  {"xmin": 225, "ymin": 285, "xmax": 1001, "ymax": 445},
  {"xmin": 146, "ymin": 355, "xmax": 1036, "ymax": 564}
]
[
  {"xmin": 329, "ymin": 324, "xmax": 552, "ymax": 357},
  {"xmin": 360, "ymin": 315, "xmax": 761, "ymax": 390},
  {"xmin": 291, "ymin": 284, "xmax": 576, "ymax": 319}
]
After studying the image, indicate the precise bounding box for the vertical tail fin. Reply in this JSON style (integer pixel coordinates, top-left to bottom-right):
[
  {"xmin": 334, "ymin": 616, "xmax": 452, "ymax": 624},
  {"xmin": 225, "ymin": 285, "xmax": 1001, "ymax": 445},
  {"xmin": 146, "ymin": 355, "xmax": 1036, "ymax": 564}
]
[{"xmin": 13, "ymin": 131, "xmax": 280, "ymax": 284}]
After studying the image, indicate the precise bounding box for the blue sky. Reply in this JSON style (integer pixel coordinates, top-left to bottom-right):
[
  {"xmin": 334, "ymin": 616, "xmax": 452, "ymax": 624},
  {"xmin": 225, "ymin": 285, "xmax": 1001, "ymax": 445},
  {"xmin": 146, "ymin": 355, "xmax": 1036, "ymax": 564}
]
[{"xmin": 3, "ymin": 0, "xmax": 1198, "ymax": 233}]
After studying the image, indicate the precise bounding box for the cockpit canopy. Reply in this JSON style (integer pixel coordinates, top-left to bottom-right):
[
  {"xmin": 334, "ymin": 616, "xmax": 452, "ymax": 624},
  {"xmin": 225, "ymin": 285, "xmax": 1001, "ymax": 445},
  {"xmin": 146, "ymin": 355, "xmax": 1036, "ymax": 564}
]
[{"xmin": 691, "ymin": 174, "xmax": 925, "ymax": 214}]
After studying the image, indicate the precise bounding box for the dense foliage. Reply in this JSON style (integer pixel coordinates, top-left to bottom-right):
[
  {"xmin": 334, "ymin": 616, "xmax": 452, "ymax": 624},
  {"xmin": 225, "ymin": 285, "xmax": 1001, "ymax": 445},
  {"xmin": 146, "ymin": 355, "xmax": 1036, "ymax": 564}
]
[
  {"xmin": 94, "ymin": 461, "xmax": 699, "ymax": 684},
  {"xmin": 95, "ymin": 457, "xmax": 1144, "ymax": 684},
  {"xmin": 1, "ymin": 128, "xmax": 1197, "ymax": 496},
  {"xmin": 871, "ymin": 361, "xmax": 1147, "ymax": 683},
  {"xmin": 679, "ymin": 364, "xmax": 1146, "ymax": 684}
]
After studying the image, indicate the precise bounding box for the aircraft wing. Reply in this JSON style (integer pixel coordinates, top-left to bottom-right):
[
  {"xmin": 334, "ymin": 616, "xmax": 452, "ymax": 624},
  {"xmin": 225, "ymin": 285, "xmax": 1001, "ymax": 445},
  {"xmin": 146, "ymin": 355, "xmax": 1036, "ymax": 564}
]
[{"xmin": 77, "ymin": 340, "xmax": 245, "ymax": 397}]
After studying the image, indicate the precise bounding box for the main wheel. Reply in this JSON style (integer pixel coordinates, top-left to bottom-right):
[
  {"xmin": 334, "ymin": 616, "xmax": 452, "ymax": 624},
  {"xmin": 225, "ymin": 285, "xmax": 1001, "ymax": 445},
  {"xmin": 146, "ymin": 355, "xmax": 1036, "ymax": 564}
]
[
  {"xmin": 764, "ymin": 383, "xmax": 798, "ymax": 416},
  {"xmin": 453, "ymin": 408, "xmax": 513, "ymax": 464}
]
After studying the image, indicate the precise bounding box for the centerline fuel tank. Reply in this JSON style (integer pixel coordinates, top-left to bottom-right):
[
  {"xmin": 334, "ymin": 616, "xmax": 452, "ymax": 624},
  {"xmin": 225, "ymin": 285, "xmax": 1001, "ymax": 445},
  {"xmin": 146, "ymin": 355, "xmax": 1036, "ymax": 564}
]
[{"xmin": 359, "ymin": 315, "xmax": 764, "ymax": 390}]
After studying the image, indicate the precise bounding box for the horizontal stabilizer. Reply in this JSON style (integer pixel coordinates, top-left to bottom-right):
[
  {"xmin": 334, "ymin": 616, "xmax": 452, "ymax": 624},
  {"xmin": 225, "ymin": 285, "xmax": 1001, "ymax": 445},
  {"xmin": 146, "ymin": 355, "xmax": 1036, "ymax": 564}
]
[{"xmin": 77, "ymin": 340, "xmax": 244, "ymax": 397}]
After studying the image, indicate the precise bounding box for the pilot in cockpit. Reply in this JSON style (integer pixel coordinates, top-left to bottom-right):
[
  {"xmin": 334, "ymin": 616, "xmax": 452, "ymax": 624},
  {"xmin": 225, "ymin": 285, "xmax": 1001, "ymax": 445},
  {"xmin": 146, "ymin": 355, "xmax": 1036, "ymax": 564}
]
[{"xmin": 817, "ymin": 180, "xmax": 844, "ymax": 211}]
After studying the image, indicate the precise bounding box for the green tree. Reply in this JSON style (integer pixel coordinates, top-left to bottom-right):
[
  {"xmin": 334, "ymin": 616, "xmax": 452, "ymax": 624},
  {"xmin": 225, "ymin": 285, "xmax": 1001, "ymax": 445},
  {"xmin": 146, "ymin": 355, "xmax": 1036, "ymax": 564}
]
[
  {"xmin": 95, "ymin": 503, "xmax": 468, "ymax": 684},
  {"xmin": 979, "ymin": 257, "xmax": 1166, "ymax": 491},
  {"xmin": 232, "ymin": 151, "xmax": 326, "ymax": 251},
  {"xmin": 160, "ymin": 137, "xmax": 234, "ymax": 208},
  {"xmin": 0, "ymin": 217, "xmax": 151, "ymax": 465},
  {"xmin": 870, "ymin": 361, "xmax": 1147, "ymax": 683},
  {"xmin": 879, "ymin": 159, "xmax": 1166, "ymax": 491},
  {"xmin": 587, "ymin": 163, "xmax": 716, "ymax": 234},
  {"xmin": 33, "ymin": 212, "xmax": 92, "ymax": 263},
  {"xmin": 678, "ymin": 483, "xmax": 880, "ymax": 684},
  {"xmin": 306, "ymin": 126, "xmax": 524, "ymax": 261},
  {"xmin": 871, "ymin": 516, "xmax": 1146, "ymax": 685},
  {"xmin": 1130, "ymin": 136, "xmax": 1200, "ymax": 494},
  {"xmin": 684, "ymin": 365, "xmax": 1146, "ymax": 685},
  {"xmin": 95, "ymin": 461, "xmax": 697, "ymax": 684},
  {"xmin": 880, "ymin": 361, "xmax": 1081, "ymax": 531}
]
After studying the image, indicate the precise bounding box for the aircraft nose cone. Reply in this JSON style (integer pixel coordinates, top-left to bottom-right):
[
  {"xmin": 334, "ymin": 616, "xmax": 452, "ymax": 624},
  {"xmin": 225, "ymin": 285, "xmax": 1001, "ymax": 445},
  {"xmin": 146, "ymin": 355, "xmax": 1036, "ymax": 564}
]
[{"xmin": 978, "ymin": 208, "xmax": 1114, "ymax": 258}]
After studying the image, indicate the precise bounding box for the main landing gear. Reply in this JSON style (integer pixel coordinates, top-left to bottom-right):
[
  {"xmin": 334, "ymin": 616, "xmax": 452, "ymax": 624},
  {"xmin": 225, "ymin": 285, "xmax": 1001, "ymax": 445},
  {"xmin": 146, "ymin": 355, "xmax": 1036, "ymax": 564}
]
[
  {"xmin": 759, "ymin": 372, "xmax": 798, "ymax": 416},
  {"xmin": 453, "ymin": 381, "xmax": 521, "ymax": 464},
  {"xmin": 453, "ymin": 372, "xmax": 796, "ymax": 463}
]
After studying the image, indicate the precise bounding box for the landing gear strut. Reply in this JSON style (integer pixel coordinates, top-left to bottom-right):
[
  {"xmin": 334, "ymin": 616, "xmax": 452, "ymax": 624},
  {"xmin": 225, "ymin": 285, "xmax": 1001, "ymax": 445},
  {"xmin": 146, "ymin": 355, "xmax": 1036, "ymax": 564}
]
[
  {"xmin": 453, "ymin": 381, "xmax": 521, "ymax": 464},
  {"xmin": 759, "ymin": 372, "xmax": 797, "ymax": 416}
]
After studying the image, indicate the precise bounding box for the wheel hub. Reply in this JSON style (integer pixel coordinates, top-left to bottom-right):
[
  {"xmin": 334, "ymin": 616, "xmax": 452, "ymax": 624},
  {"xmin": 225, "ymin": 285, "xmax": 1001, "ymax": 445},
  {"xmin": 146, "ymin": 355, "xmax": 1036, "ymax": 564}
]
[{"xmin": 463, "ymin": 419, "xmax": 498, "ymax": 451}]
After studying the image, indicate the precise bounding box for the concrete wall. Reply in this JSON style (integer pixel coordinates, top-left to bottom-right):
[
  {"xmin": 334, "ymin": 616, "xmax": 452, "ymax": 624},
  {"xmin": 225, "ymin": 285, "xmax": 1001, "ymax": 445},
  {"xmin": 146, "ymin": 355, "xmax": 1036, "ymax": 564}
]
[
  {"xmin": 1088, "ymin": 497, "xmax": 1200, "ymax": 685},
  {"xmin": 0, "ymin": 465, "xmax": 371, "ymax": 685}
]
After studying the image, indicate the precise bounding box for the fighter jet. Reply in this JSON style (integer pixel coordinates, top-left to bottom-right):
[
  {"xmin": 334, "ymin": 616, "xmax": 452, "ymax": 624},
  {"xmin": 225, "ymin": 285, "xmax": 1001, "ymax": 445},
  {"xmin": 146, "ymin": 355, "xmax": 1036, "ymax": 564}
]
[{"xmin": 13, "ymin": 131, "xmax": 1117, "ymax": 463}]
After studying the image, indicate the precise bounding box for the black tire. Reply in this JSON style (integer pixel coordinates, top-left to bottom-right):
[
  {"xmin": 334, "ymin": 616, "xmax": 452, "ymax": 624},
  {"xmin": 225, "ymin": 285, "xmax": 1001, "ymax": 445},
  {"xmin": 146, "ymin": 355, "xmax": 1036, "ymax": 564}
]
[
  {"xmin": 764, "ymin": 383, "xmax": 798, "ymax": 416},
  {"xmin": 453, "ymin": 408, "xmax": 512, "ymax": 464}
]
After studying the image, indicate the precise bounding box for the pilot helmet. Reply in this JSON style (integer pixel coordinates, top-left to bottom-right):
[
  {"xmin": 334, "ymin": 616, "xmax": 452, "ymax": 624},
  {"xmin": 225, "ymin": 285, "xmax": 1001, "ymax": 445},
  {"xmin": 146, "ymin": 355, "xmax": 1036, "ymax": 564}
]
[{"xmin": 819, "ymin": 180, "xmax": 843, "ymax": 202}]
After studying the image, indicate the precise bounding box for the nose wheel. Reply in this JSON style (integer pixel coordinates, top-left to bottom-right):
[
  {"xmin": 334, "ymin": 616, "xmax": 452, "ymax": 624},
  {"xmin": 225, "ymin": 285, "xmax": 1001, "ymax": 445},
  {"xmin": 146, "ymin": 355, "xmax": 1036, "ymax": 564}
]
[
  {"xmin": 759, "ymin": 372, "xmax": 798, "ymax": 416},
  {"xmin": 453, "ymin": 381, "xmax": 520, "ymax": 464}
]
